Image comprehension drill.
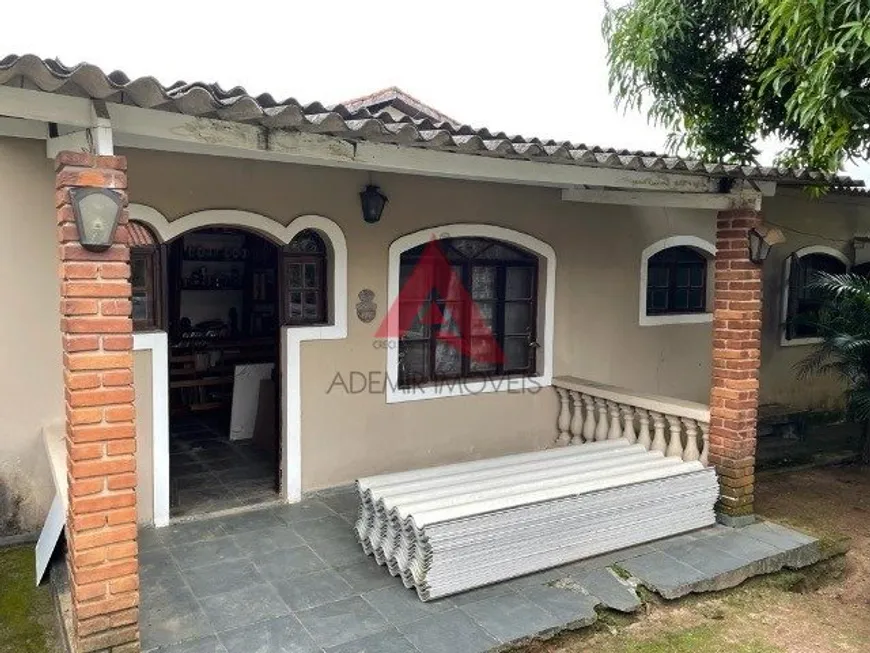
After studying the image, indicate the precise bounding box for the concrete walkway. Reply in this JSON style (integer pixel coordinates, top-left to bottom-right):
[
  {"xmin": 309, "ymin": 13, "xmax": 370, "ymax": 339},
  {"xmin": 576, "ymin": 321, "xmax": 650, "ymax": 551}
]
[{"xmin": 137, "ymin": 489, "xmax": 821, "ymax": 653}]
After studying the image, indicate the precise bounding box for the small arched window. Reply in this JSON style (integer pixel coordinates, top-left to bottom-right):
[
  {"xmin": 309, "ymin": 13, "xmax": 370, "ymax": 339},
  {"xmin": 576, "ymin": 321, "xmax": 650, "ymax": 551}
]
[
  {"xmin": 129, "ymin": 221, "xmax": 163, "ymax": 331},
  {"xmin": 283, "ymin": 230, "xmax": 327, "ymax": 325},
  {"xmin": 397, "ymin": 237, "xmax": 538, "ymax": 386},
  {"xmin": 646, "ymin": 246, "xmax": 708, "ymax": 316},
  {"xmin": 785, "ymin": 251, "xmax": 848, "ymax": 341}
]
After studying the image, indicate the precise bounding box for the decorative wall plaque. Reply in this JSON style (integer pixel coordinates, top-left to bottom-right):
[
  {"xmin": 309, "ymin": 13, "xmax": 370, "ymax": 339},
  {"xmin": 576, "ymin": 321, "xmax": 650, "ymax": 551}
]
[{"xmin": 356, "ymin": 289, "xmax": 377, "ymax": 323}]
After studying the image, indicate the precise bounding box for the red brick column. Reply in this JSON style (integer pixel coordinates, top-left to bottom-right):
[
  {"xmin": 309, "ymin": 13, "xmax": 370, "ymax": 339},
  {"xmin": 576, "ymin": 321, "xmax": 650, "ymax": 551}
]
[
  {"xmin": 57, "ymin": 152, "xmax": 140, "ymax": 652},
  {"xmin": 709, "ymin": 209, "xmax": 763, "ymax": 523}
]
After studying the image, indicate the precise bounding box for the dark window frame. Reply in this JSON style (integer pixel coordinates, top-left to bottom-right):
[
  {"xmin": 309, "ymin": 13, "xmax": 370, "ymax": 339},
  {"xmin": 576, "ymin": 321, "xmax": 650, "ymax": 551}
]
[
  {"xmin": 645, "ymin": 246, "xmax": 709, "ymax": 316},
  {"xmin": 131, "ymin": 246, "xmax": 165, "ymax": 332},
  {"xmin": 398, "ymin": 238, "xmax": 539, "ymax": 388},
  {"xmin": 282, "ymin": 230, "xmax": 328, "ymax": 326},
  {"xmin": 785, "ymin": 252, "xmax": 848, "ymax": 340}
]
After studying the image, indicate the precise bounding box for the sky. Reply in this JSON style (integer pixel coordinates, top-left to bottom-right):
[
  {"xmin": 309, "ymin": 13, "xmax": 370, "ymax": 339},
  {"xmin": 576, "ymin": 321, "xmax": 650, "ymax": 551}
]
[{"xmin": 3, "ymin": 0, "xmax": 868, "ymax": 183}]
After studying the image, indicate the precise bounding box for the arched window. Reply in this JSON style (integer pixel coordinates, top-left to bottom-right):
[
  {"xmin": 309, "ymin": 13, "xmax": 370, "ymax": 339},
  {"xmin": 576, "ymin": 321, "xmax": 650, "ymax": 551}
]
[
  {"xmin": 646, "ymin": 246, "xmax": 708, "ymax": 316},
  {"xmin": 397, "ymin": 237, "xmax": 538, "ymax": 386},
  {"xmin": 283, "ymin": 229, "xmax": 327, "ymax": 325},
  {"xmin": 784, "ymin": 249, "xmax": 849, "ymax": 341},
  {"xmin": 129, "ymin": 221, "xmax": 163, "ymax": 331}
]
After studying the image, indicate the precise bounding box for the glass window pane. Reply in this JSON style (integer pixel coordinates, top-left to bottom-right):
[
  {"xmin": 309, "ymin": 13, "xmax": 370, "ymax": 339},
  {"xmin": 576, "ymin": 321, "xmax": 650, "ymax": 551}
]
[
  {"xmin": 399, "ymin": 301, "xmax": 430, "ymax": 339},
  {"xmin": 469, "ymin": 337, "xmax": 498, "ymax": 372},
  {"xmin": 675, "ymin": 266, "xmax": 690, "ymax": 288},
  {"xmin": 688, "ymin": 288, "xmax": 705, "ymax": 310},
  {"xmin": 649, "ymin": 266, "xmax": 669, "ymax": 288},
  {"xmin": 287, "ymin": 263, "xmax": 303, "ymax": 289},
  {"xmin": 131, "ymin": 257, "xmax": 147, "ymax": 288},
  {"xmin": 471, "ymin": 266, "xmax": 497, "ymax": 299},
  {"xmin": 470, "ymin": 302, "xmax": 495, "ymax": 335},
  {"xmin": 435, "ymin": 339, "xmax": 462, "ymax": 376},
  {"xmin": 439, "ymin": 265, "xmax": 464, "ymax": 300},
  {"xmin": 289, "ymin": 291, "xmax": 302, "ymax": 318},
  {"xmin": 506, "ymin": 267, "xmax": 533, "ymax": 300},
  {"xmin": 438, "ymin": 301, "xmax": 464, "ymax": 337},
  {"xmin": 400, "ymin": 341, "xmax": 428, "ymax": 381},
  {"xmin": 400, "ymin": 262, "xmax": 431, "ymax": 299},
  {"xmin": 689, "ymin": 265, "xmax": 704, "ymax": 287},
  {"xmin": 303, "ymin": 263, "xmax": 318, "ymax": 288},
  {"xmin": 673, "ymin": 288, "xmax": 690, "ymax": 311},
  {"xmin": 304, "ymin": 291, "xmax": 319, "ymax": 319},
  {"xmin": 132, "ymin": 292, "xmax": 149, "ymax": 321},
  {"xmin": 648, "ymin": 289, "xmax": 668, "ymax": 312},
  {"xmin": 505, "ymin": 302, "xmax": 532, "ymax": 334},
  {"xmin": 503, "ymin": 336, "xmax": 530, "ymax": 371}
]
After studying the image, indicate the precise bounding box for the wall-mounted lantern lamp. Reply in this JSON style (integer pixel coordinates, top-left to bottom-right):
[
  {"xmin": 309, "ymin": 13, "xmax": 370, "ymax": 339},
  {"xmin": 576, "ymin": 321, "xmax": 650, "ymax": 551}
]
[
  {"xmin": 748, "ymin": 224, "xmax": 786, "ymax": 264},
  {"xmin": 360, "ymin": 185, "xmax": 388, "ymax": 224},
  {"xmin": 70, "ymin": 188, "xmax": 124, "ymax": 251}
]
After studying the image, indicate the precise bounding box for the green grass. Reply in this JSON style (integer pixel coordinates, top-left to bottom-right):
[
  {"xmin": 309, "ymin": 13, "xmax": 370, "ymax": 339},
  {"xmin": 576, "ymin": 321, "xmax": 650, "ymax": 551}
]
[
  {"xmin": 0, "ymin": 547, "xmax": 58, "ymax": 653},
  {"xmin": 619, "ymin": 624, "xmax": 780, "ymax": 653}
]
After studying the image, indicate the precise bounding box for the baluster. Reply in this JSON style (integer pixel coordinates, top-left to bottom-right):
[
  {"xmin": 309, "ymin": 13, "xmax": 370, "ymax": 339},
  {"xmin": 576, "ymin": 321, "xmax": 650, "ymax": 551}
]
[
  {"xmin": 665, "ymin": 415, "xmax": 684, "ymax": 458},
  {"xmin": 620, "ymin": 405, "xmax": 637, "ymax": 444},
  {"xmin": 555, "ymin": 387, "xmax": 571, "ymax": 446},
  {"xmin": 582, "ymin": 394, "xmax": 597, "ymax": 442},
  {"xmin": 682, "ymin": 418, "xmax": 700, "ymax": 462},
  {"xmin": 699, "ymin": 422, "xmax": 710, "ymax": 466},
  {"xmin": 569, "ymin": 391, "xmax": 585, "ymax": 445},
  {"xmin": 594, "ymin": 397, "xmax": 610, "ymax": 442},
  {"xmin": 607, "ymin": 401, "xmax": 623, "ymax": 440},
  {"xmin": 650, "ymin": 411, "xmax": 667, "ymax": 453},
  {"xmin": 636, "ymin": 409, "xmax": 652, "ymax": 449}
]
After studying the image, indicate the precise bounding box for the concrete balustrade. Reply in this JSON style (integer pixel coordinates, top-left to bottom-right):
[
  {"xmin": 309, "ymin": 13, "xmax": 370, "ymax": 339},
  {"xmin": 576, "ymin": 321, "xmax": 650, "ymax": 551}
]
[{"xmin": 552, "ymin": 376, "xmax": 710, "ymax": 466}]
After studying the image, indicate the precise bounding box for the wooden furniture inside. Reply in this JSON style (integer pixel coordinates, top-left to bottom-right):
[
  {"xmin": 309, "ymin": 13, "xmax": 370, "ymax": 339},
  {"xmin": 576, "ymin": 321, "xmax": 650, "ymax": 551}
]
[{"xmin": 167, "ymin": 229, "xmax": 279, "ymax": 416}]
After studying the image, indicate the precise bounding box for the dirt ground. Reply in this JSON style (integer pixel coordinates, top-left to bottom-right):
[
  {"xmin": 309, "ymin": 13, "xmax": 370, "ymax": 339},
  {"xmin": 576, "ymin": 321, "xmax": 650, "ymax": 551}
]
[{"xmin": 523, "ymin": 463, "xmax": 870, "ymax": 653}]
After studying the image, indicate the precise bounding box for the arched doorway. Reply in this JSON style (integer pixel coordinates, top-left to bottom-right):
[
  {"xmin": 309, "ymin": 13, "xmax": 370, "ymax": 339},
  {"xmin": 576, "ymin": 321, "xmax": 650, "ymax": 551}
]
[{"xmin": 165, "ymin": 226, "xmax": 283, "ymax": 517}]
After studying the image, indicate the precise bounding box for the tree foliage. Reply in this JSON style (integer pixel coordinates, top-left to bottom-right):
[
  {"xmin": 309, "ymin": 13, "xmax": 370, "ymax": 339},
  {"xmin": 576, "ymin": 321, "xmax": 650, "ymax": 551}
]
[
  {"xmin": 604, "ymin": 0, "xmax": 870, "ymax": 172},
  {"xmin": 795, "ymin": 272, "xmax": 870, "ymax": 462}
]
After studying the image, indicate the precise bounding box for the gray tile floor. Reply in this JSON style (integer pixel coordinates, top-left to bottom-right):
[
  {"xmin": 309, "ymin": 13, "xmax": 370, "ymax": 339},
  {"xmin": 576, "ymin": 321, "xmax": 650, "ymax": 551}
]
[
  {"xmin": 139, "ymin": 489, "xmax": 821, "ymax": 653},
  {"xmin": 170, "ymin": 416, "xmax": 278, "ymax": 517}
]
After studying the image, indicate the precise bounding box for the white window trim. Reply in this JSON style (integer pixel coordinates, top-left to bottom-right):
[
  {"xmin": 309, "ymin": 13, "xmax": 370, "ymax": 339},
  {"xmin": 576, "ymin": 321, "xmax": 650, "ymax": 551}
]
[
  {"xmin": 129, "ymin": 204, "xmax": 348, "ymax": 513},
  {"xmin": 639, "ymin": 236, "xmax": 716, "ymax": 326},
  {"xmin": 780, "ymin": 245, "xmax": 851, "ymax": 348},
  {"xmin": 385, "ymin": 224, "xmax": 556, "ymax": 404}
]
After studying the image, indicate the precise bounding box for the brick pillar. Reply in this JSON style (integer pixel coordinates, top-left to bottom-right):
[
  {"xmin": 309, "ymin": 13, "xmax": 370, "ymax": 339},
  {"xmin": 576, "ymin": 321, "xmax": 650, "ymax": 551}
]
[
  {"xmin": 709, "ymin": 209, "xmax": 763, "ymax": 524},
  {"xmin": 57, "ymin": 152, "xmax": 140, "ymax": 652}
]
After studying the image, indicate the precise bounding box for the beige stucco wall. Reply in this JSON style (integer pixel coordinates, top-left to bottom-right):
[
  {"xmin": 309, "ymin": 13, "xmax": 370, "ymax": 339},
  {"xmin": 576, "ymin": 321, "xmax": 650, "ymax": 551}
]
[
  {"xmin": 1, "ymin": 135, "xmax": 868, "ymax": 530},
  {"xmin": 133, "ymin": 349, "xmax": 153, "ymax": 525},
  {"xmin": 124, "ymin": 147, "xmax": 719, "ymax": 491},
  {"xmin": 0, "ymin": 138, "xmax": 62, "ymax": 535},
  {"xmin": 758, "ymin": 194, "xmax": 870, "ymax": 409}
]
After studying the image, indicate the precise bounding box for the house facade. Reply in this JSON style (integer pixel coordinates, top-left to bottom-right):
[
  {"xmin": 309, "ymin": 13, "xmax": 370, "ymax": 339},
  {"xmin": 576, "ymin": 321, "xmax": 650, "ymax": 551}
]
[{"xmin": 0, "ymin": 54, "xmax": 867, "ymax": 651}]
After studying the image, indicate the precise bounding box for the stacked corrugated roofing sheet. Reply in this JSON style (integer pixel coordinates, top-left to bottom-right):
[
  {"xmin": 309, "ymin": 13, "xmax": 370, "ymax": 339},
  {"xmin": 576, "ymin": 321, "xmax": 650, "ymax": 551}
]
[
  {"xmin": 355, "ymin": 439, "xmax": 718, "ymax": 601},
  {"xmin": 0, "ymin": 54, "xmax": 862, "ymax": 188}
]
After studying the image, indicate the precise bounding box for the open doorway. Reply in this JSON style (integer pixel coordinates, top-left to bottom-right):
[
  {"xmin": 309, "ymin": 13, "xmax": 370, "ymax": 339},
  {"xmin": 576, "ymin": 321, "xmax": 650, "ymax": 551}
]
[{"xmin": 166, "ymin": 227, "xmax": 281, "ymax": 517}]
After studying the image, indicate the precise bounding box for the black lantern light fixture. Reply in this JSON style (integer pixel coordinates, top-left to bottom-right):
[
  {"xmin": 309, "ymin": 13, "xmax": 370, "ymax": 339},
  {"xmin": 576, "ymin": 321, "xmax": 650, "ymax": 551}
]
[
  {"xmin": 747, "ymin": 224, "xmax": 786, "ymax": 264},
  {"xmin": 360, "ymin": 184, "xmax": 388, "ymax": 224},
  {"xmin": 70, "ymin": 188, "xmax": 124, "ymax": 251}
]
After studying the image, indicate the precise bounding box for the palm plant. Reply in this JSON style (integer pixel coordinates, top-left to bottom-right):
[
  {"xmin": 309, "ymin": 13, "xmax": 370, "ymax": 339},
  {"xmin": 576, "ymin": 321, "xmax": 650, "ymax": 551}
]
[{"xmin": 796, "ymin": 271, "xmax": 870, "ymax": 464}]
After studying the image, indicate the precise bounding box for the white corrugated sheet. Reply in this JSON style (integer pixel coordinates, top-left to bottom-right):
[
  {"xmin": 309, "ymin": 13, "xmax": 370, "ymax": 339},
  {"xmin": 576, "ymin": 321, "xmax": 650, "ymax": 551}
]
[{"xmin": 355, "ymin": 439, "xmax": 718, "ymax": 601}]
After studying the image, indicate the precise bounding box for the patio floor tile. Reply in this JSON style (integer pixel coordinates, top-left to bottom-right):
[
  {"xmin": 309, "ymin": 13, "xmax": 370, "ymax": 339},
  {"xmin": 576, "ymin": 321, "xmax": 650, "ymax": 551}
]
[
  {"xmin": 362, "ymin": 585, "xmax": 454, "ymax": 627},
  {"xmin": 230, "ymin": 524, "xmax": 304, "ymax": 556},
  {"xmin": 334, "ymin": 557, "xmax": 396, "ymax": 593},
  {"xmin": 199, "ymin": 584, "xmax": 290, "ymax": 634},
  {"xmin": 140, "ymin": 585, "xmax": 214, "ymax": 650},
  {"xmin": 217, "ymin": 614, "xmax": 321, "ymax": 653},
  {"xmin": 182, "ymin": 559, "xmax": 265, "ymax": 599},
  {"xmin": 272, "ymin": 569, "xmax": 356, "ymax": 612},
  {"xmin": 171, "ymin": 536, "xmax": 245, "ymax": 570},
  {"xmin": 151, "ymin": 636, "xmax": 227, "ymax": 653},
  {"xmin": 271, "ymin": 499, "xmax": 335, "ymax": 525},
  {"xmin": 517, "ymin": 584, "xmax": 599, "ymax": 625},
  {"xmin": 254, "ymin": 545, "xmax": 327, "ymax": 579},
  {"xmin": 324, "ymin": 628, "xmax": 417, "ymax": 653},
  {"xmin": 459, "ymin": 593, "xmax": 563, "ymax": 643},
  {"xmin": 570, "ymin": 567, "xmax": 641, "ymax": 613},
  {"xmin": 295, "ymin": 596, "xmax": 390, "ymax": 649},
  {"xmin": 401, "ymin": 609, "xmax": 499, "ymax": 653}
]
